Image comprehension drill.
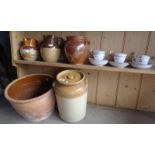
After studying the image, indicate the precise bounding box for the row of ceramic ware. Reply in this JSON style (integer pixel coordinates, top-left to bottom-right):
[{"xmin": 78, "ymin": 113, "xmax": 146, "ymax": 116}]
[
  {"xmin": 19, "ymin": 35, "xmax": 153, "ymax": 69},
  {"xmin": 5, "ymin": 70, "xmax": 88, "ymax": 123},
  {"xmin": 20, "ymin": 35, "xmax": 90, "ymax": 64},
  {"xmin": 89, "ymin": 50, "xmax": 153, "ymax": 69}
]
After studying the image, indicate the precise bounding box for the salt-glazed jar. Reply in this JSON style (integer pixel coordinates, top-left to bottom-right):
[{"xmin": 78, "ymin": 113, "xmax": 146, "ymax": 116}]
[
  {"xmin": 65, "ymin": 36, "xmax": 90, "ymax": 64},
  {"xmin": 20, "ymin": 38, "xmax": 39, "ymax": 61},
  {"xmin": 54, "ymin": 70, "xmax": 88, "ymax": 122},
  {"xmin": 40, "ymin": 35, "xmax": 64, "ymax": 62}
]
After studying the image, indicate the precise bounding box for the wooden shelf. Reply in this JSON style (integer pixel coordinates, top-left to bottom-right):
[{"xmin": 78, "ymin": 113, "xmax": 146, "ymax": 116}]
[{"xmin": 15, "ymin": 60, "xmax": 155, "ymax": 75}]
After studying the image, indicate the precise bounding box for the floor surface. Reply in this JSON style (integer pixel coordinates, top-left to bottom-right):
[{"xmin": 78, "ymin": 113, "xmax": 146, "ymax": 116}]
[{"xmin": 1, "ymin": 95, "xmax": 155, "ymax": 124}]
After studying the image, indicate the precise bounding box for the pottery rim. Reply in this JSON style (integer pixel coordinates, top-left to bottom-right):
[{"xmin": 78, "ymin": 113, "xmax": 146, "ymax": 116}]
[
  {"xmin": 5, "ymin": 73, "xmax": 54, "ymax": 104},
  {"xmin": 56, "ymin": 70, "xmax": 85, "ymax": 86}
]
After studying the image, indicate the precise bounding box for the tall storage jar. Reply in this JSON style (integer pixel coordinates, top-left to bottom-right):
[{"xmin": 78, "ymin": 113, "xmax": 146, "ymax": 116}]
[
  {"xmin": 54, "ymin": 70, "xmax": 88, "ymax": 122},
  {"xmin": 65, "ymin": 36, "xmax": 90, "ymax": 64}
]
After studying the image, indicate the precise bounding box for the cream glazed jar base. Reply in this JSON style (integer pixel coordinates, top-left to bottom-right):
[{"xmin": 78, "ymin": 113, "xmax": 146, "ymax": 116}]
[
  {"xmin": 41, "ymin": 47, "xmax": 61, "ymax": 62},
  {"xmin": 56, "ymin": 92, "xmax": 87, "ymax": 123}
]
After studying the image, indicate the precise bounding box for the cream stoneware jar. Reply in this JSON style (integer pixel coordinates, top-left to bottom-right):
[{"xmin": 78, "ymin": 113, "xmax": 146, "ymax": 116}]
[{"xmin": 54, "ymin": 70, "xmax": 88, "ymax": 123}]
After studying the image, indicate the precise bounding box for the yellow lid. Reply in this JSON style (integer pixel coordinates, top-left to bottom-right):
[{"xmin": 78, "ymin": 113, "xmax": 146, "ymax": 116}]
[{"xmin": 56, "ymin": 70, "xmax": 84, "ymax": 85}]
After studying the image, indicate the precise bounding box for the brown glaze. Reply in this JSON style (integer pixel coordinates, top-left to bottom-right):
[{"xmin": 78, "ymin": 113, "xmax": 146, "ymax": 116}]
[
  {"xmin": 41, "ymin": 35, "xmax": 64, "ymax": 48},
  {"xmin": 65, "ymin": 36, "xmax": 90, "ymax": 64},
  {"xmin": 40, "ymin": 35, "xmax": 66, "ymax": 62},
  {"xmin": 23, "ymin": 38, "xmax": 38, "ymax": 49},
  {"xmin": 54, "ymin": 70, "xmax": 88, "ymax": 98},
  {"xmin": 5, "ymin": 74, "xmax": 55, "ymax": 122}
]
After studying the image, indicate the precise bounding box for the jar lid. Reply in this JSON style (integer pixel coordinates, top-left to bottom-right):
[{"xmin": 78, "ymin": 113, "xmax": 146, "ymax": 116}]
[{"xmin": 56, "ymin": 70, "xmax": 84, "ymax": 85}]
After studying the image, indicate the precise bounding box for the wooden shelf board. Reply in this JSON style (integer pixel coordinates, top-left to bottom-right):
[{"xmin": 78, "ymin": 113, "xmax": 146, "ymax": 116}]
[{"xmin": 15, "ymin": 60, "xmax": 155, "ymax": 75}]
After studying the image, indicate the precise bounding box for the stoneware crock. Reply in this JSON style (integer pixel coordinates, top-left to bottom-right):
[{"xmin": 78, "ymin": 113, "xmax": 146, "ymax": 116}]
[
  {"xmin": 54, "ymin": 70, "xmax": 88, "ymax": 123},
  {"xmin": 40, "ymin": 35, "xmax": 64, "ymax": 62},
  {"xmin": 65, "ymin": 36, "xmax": 90, "ymax": 64},
  {"xmin": 5, "ymin": 73, "xmax": 55, "ymax": 122},
  {"xmin": 20, "ymin": 38, "xmax": 39, "ymax": 61}
]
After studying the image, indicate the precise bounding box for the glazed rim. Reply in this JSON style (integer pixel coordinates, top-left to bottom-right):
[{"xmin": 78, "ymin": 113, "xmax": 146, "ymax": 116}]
[
  {"xmin": 56, "ymin": 70, "xmax": 85, "ymax": 86},
  {"xmin": 4, "ymin": 73, "xmax": 54, "ymax": 104},
  {"xmin": 67, "ymin": 36, "xmax": 88, "ymax": 40}
]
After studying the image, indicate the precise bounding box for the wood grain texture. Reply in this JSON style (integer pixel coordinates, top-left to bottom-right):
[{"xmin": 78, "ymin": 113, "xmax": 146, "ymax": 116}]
[
  {"xmin": 116, "ymin": 32, "xmax": 149, "ymax": 109},
  {"xmin": 137, "ymin": 32, "xmax": 155, "ymax": 111},
  {"xmin": 81, "ymin": 31, "xmax": 102, "ymax": 51},
  {"xmin": 15, "ymin": 60, "xmax": 155, "ymax": 75},
  {"xmin": 116, "ymin": 73, "xmax": 141, "ymax": 109},
  {"xmin": 97, "ymin": 31, "xmax": 124, "ymax": 106},
  {"xmin": 137, "ymin": 74, "xmax": 155, "ymax": 112},
  {"xmin": 78, "ymin": 69, "xmax": 98, "ymax": 104},
  {"xmin": 97, "ymin": 71, "xmax": 119, "ymax": 106},
  {"xmin": 10, "ymin": 32, "xmax": 25, "ymax": 66}
]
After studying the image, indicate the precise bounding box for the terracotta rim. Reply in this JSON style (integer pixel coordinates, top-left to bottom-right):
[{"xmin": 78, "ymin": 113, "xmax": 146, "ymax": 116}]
[
  {"xmin": 56, "ymin": 70, "xmax": 85, "ymax": 86},
  {"xmin": 5, "ymin": 73, "xmax": 54, "ymax": 104}
]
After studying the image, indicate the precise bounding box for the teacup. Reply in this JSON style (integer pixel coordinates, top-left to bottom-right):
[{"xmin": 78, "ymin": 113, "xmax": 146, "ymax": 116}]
[
  {"xmin": 92, "ymin": 50, "xmax": 105, "ymax": 60},
  {"xmin": 132, "ymin": 55, "xmax": 150, "ymax": 65},
  {"xmin": 114, "ymin": 53, "xmax": 127, "ymax": 64}
]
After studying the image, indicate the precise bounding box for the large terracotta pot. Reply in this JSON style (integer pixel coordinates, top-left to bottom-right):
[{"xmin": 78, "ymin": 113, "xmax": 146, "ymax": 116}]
[
  {"xmin": 64, "ymin": 36, "xmax": 90, "ymax": 64},
  {"xmin": 5, "ymin": 73, "xmax": 55, "ymax": 122},
  {"xmin": 40, "ymin": 35, "xmax": 65, "ymax": 62},
  {"xmin": 54, "ymin": 70, "xmax": 88, "ymax": 122}
]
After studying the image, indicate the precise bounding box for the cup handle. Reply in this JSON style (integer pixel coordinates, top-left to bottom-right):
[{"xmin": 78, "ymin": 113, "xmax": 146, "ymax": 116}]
[{"xmin": 132, "ymin": 58, "xmax": 136, "ymax": 62}]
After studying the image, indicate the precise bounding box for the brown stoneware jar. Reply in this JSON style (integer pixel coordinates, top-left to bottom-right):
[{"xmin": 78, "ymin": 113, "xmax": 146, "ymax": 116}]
[
  {"xmin": 20, "ymin": 38, "xmax": 39, "ymax": 61},
  {"xmin": 40, "ymin": 35, "xmax": 64, "ymax": 62},
  {"xmin": 64, "ymin": 36, "xmax": 90, "ymax": 64},
  {"xmin": 5, "ymin": 73, "xmax": 55, "ymax": 122},
  {"xmin": 53, "ymin": 70, "xmax": 88, "ymax": 122}
]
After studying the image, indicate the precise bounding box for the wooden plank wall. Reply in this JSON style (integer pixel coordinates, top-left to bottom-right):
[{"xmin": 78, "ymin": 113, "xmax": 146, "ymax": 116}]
[{"xmin": 10, "ymin": 31, "xmax": 155, "ymax": 111}]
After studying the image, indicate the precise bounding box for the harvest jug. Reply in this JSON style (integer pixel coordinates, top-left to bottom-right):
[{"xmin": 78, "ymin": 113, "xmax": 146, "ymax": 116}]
[
  {"xmin": 20, "ymin": 38, "xmax": 39, "ymax": 61},
  {"xmin": 40, "ymin": 35, "xmax": 64, "ymax": 62}
]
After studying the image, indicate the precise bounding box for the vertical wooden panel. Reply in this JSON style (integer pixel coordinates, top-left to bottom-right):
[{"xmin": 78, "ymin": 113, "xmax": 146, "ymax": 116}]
[
  {"xmin": 80, "ymin": 32, "xmax": 102, "ymax": 104},
  {"xmin": 137, "ymin": 32, "xmax": 155, "ymax": 111},
  {"xmin": 97, "ymin": 32, "xmax": 124, "ymax": 106},
  {"xmin": 116, "ymin": 32, "xmax": 149, "ymax": 109},
  {"xmin": 10, "ymin": 31, "xmax": 25, "ymax": 66},
  {"xmin": 97, "ymin": 71, "xmax": 119, "ymax": 106},
  {"xmin": 137, "ymin": 74, "xmax": 155, "ymax": 112},
  {"xmin": 80, "ymin": 31, "xmax": 102, "ymax": 50}
]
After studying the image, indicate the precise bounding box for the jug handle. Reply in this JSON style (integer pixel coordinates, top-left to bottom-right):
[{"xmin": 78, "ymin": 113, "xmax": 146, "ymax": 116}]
[{"xmin": 58, "ymin": 37, "xmax": 64, "ymax": 48}]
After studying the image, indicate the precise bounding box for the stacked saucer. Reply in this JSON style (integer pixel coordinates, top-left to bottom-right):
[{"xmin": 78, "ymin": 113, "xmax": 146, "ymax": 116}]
[
  {"xmin": 109, "ymin": 53, "xmax": 129, "ymax": 68},
  {"xmin": 89, "ymin": 50, "xmax": 108, "ymax": 66}
]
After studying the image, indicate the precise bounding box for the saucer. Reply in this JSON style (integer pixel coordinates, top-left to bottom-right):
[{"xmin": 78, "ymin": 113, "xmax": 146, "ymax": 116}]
[
  {"xmin": 109, "ymin": 61, "xmax": 129, "ymax": 68},
  {"xmin": 89, "ymin": 58, "xmax": 108, "ymax": 66},
  {"xmin": 131, "ymin": 62, "xmax": 153, "ymax": 69}
]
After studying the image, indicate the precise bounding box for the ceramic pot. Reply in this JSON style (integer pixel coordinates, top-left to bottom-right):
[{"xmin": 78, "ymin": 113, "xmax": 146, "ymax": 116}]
[
  {"xmin": 5, "ymin": 73, "xmax": 55, "ymax": 122},
  {"xmin": 54, "ymin": 70, "xmax": 88, "ymax": 122},
  {"xmin": 20, "ymin": 38, "xmax": 39, "ymax": 61},
  {"xmin": 40, "ymin": 35, "xmax": 64, "ymax": 62},
  {"xmin": 65, "ymin": 36, "xmax": 90, "ymax": 64}
]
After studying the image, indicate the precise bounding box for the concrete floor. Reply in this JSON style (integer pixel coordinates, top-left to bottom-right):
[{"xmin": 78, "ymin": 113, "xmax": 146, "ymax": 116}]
[{"xmin": 1, "ymin": 95, "xmax": 155, "ymax": 124}]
